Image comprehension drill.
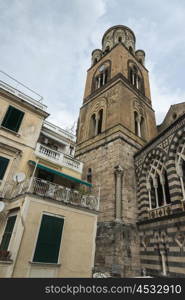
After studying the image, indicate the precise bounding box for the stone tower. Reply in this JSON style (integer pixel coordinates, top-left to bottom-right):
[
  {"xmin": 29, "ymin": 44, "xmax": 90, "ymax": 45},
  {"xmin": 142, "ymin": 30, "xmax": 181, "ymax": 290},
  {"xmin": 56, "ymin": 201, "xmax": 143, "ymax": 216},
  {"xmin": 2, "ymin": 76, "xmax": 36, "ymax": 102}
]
[{"xmin": 75, "ymin": 25, "xmax": 157, "ymax": 277}]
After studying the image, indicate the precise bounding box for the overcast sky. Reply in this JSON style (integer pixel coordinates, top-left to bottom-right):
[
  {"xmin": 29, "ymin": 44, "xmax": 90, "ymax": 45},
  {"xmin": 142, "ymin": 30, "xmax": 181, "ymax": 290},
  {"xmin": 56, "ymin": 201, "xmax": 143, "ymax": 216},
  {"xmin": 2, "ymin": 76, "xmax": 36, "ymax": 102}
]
[{"xmin": 0, "ymin": 0, "xmax": 185, "ymax": 131}]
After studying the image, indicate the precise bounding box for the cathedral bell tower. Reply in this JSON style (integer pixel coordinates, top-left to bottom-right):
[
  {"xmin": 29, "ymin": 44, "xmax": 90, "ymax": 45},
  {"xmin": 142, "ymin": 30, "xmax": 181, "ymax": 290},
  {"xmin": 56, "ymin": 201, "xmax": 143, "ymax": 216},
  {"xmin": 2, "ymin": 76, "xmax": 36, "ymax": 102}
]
[{"xmin": 75, "ymin": 25, "xmax": 157, "ymax": 277}]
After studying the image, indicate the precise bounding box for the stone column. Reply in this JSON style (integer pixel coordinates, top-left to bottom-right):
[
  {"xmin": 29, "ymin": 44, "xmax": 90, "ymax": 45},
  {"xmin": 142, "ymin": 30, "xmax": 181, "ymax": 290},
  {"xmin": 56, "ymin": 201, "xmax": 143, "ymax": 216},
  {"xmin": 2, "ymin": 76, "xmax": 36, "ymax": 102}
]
[
  {"xmin": 114, "ymin": 165, "xmax": 124, "ymax": 222},
  {"xmin": 153, "ymin": 177, "xmax": 159, "ymax": 208},
  {"xmin": 146, "ymin": 180, "xmax": 152, "ymax": 210},
  {"xmin": 160, "ymin": 250, "xmax": 167, "ymax": 276},
  {"xmin": 177, "ymin": 163, "xmax": 185, "ymax": 200},
  {"xmin": 136, "ymin": 115, "xmax": 141, "ymax": 137},
  {"xmin": 161, "ymin": 175, "xmax": 167, "ymax": 206}
]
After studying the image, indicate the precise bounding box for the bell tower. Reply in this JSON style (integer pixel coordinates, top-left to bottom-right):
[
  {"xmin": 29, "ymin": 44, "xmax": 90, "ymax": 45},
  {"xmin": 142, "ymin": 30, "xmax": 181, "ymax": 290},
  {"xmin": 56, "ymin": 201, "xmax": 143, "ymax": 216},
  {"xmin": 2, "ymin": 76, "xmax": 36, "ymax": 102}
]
[{"xmin": 75, "ymin": 25, "xmax": 157, "ymax": 277}]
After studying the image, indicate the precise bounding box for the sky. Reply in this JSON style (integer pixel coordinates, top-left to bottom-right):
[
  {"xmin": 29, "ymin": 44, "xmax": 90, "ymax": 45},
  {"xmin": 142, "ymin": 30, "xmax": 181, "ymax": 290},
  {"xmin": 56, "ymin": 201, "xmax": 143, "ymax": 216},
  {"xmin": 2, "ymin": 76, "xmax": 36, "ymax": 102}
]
[{"xmin": 0, "ymin": 0, "xmax": 185, "ymax": 132}]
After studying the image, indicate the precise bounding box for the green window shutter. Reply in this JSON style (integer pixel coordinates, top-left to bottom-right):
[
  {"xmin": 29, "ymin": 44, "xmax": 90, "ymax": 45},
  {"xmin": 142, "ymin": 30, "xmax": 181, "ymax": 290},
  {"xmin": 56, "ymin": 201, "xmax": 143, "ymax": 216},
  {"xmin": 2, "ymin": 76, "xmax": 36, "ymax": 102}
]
[
  {"xmin": 0, "ymin": 215, "xmax": 17, "ymax": 250},
  {"xmin": 33, "ymin": 215, "xmax": 64, "ymax": 263},
  {"xmin": 0, "ymin": 156, "xmax": 9, "ymax": 180},
  {"xmin": 2, "ymin": 106, "xmax": 24, "ymax": 132}
]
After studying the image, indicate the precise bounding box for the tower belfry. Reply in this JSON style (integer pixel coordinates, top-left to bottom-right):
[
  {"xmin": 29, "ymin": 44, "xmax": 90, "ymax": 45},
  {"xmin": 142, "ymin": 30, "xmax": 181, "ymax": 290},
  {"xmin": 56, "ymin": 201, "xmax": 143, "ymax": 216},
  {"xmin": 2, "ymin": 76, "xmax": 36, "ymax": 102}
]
[{"xmin": 75, "ymin": 25, "xmax": 157, "ymax": 277}]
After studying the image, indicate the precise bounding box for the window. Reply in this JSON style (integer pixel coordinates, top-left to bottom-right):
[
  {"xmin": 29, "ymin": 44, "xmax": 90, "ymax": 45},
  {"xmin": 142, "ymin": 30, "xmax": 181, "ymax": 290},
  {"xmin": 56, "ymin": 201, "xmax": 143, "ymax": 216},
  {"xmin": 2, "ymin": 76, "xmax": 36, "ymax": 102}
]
[
  {"xmin": 89, "ymin": 114, "xmax": 96, "ymax": 138},
  {"xmin": 33, "ymin": 214, "xmax": 64, "ymax": 263},
  {"xmin": 104, "ymin": 46, "xmax": 110, "ymax": 55},
  {"xmin": 118, "ymin": 36, "xmax": 122, "ymax": 43},
  {"xmin": 0, "ymin": 156, "xmax": 9, "ymax": 180},
  {"xmin": 0, "ymin": 215, "xmax": 17, "ymax": 251},
  {"xmin": 147, "ymin": 167, "xmax": 171, "ymax": 210},
  {"xmin": 129, "ymin": 46, "xmax": 133, "ymax": 54},
  {"xmin": 95, "ymin": 69, "xmax": 108, "ymax": 90},
  {"xmin": 1, "ymin": 106, "xmax": 24, "ymax": 132},
  {"xmin": 97, "ymin": 109, "xmax": 103, "ymax": 134},
  {"xmin": 128, "ymin": 64, "xmax": 144, "ymax": 94},
  {"xmin": 134, "ymin": 111, "xmax": 139, "ymax": 136}
]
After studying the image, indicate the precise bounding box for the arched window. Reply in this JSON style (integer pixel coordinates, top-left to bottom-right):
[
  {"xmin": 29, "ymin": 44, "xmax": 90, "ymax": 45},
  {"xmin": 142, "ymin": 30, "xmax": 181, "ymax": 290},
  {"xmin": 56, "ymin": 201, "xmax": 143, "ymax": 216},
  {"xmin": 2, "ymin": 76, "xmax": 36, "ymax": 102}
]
[
  {"xmin": 104, "ymin": 46, "xmax": 110, "ymax": 55},
  {"xmin": 149, "ymin": 177, "xmax": 156, "ymax": 209},
  {"xmin": 118, "ymin": 36, "xmax": 122, "ymax": 43},
  {"xmin": 128, "ymin": 63, "xmax": 144, "ymax": 94},
  {"xmin": 147, "ymin": 157, "xmax": 171, "ymax": 210},
  {"xmin": 164, "ymin": 170, "xmax": 171, "ymax": 204},
  {"xmin": 134, "ymin": 111, "xmax": 139, "ymax": 136},
  {"xmin": 156, "ymin": 174, "xmax": 164, "ymax": 207},
  {"xmin": 140, "ymin": 116, "xmax": 145, "ymax": 139},
  {"xmin": 94, "ymin": 58, "xmax": 98, "ymax": 64},
  {"xmin": 97, "ymin": 109, "xmax": 103, "ymax": 134},
  {"xmin": 129, "ymin": 46, "xmax": 133, "ymax": 54},
  {"xmin": 89, "ymin": 114, "xmax": 96, "ymax": 138},
  {"xmin": 95, "ymin": 68, "xmax": 108, "ymax": 90}
]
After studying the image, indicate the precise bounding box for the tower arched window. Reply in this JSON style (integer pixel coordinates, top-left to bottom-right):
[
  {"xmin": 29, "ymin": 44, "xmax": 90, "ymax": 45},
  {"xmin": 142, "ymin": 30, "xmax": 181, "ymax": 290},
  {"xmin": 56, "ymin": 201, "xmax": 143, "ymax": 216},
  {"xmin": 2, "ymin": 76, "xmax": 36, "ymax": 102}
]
[
  {"xmin": 129, "ymin": 46, "xmax": 133, "ymax": 54},
  {"xmin": 104, "ymin": 46, "xmax": 110, "ymax": 55},
  {"xmin": 140, "ymin": 116, "xmax": 145, "ymax": 139},
  {"xmin": 118, "ymin": 36, "xmax": 122, "ymax": 43},
  {"xmin": 134, "ymin": 111, "xmax": 139, "ymax": 136},
  {"xmin": 97, "ymin": 109, "xmax": 103, "ymax": 134},
  {"xmin": 94, "ymin": 58, "xmax": 98, "ymax": 64},
  {"xmin": 95, "ymin": 69, "xmax": 108, "ymax": 90},
  {"xmin": 89, "ymin": 114, "xmax": 96, "ymax": 138},
  {"xmin": 128, "ymin": 63, "xmax": 144, "ymax": 94}
]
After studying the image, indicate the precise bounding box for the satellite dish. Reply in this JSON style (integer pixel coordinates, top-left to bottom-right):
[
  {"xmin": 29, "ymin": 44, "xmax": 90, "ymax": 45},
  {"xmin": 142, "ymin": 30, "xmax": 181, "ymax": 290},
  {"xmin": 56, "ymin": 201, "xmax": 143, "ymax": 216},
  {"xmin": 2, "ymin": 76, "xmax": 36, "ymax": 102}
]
[
  {"xmin": 0, "ymin": 202, "xmax": 5, "ymax": 213},
  {"xmin": 13, "ymin": 172, "xmax": 26, "ymax": 183}
]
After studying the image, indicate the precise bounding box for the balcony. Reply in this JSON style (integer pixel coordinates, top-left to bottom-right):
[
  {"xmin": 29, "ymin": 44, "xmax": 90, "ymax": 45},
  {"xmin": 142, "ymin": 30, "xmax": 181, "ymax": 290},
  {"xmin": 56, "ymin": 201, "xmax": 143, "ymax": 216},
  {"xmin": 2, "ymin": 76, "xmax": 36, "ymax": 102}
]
[
  {"xmin": 10, "ymin": 177, "xmax": 99, "ymax": 211},
  {"xmin": 35, "ymin": 143, "xmax": 83, "ymax": 173},
  {"xmin": 148, "ymin": 205, "xmax": 172, "ymax": 219}
]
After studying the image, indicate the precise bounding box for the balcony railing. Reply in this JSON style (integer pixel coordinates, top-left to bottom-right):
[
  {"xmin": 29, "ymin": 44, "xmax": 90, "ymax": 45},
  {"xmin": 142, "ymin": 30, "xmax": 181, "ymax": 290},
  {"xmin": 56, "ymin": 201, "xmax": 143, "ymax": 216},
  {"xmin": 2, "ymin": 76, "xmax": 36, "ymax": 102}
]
[
  {"xmin": 35, "ymin": 143, "xmax": 83, "ymax": 173},
  {"xmin": 0, "ymin": 70, "xmax": 47, "ymax": 111},
  {"xmin": 10, "ymin": 177, "xmax": 99, "ymax": 211},
  {"xmin": 148, "ymin": 205, "xmax": 172, "ymax": 219}
]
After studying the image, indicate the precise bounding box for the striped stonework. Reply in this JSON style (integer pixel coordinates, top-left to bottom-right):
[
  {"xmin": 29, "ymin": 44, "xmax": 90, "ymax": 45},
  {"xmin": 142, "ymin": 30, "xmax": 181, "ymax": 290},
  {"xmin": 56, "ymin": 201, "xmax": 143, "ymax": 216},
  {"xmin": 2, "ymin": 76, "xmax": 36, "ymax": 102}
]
[{"xmin": 135, "ymin": 115, "xmax": 185, "ymax": 277}]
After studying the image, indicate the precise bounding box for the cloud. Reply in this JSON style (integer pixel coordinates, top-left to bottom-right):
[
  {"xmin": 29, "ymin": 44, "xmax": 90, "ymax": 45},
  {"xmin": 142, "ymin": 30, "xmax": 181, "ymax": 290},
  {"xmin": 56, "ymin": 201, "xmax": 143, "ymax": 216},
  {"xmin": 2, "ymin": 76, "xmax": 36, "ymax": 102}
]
[{"xmin": 0, "ymin": 0, "xmax": 185, "ymax": 129}]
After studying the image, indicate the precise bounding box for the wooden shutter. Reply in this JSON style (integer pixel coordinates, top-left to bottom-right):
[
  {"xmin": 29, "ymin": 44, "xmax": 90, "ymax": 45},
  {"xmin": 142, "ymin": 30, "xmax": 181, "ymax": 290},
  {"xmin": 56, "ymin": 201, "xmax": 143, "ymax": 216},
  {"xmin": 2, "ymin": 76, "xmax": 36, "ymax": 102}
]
[
  {"xmin": 33, "ymin": 215, "xmax": 64, "ymax": 263},
  {"xmin": 2, "ymin": 106, "xmax": 24, "ymax": 132},
  {"xmin": 0, "ymin": 156, "xmax": 9, "ymax": 180},
  {"xmin": 0, "ymin": 215, "xmax": 17, "ymax": 250}
]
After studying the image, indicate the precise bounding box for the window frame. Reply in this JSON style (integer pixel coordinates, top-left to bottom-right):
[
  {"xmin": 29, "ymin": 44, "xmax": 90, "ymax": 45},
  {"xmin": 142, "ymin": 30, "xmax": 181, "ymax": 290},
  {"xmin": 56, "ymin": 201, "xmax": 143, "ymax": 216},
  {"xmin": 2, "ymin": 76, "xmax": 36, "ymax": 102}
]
[
  {"xmin": 0, "ymin": 156, "xmax": 10, "ymax": 181},
  {"xmin": 31, "ymin": 212, "xmax": 65, "ymax": 264},
  {"xmin": 1, "ymin": 105, "xmax": 25, "ymax": 133},
  {"xmin": 0, "ymin": 212, "xmax": 17, "ymax": 252}
]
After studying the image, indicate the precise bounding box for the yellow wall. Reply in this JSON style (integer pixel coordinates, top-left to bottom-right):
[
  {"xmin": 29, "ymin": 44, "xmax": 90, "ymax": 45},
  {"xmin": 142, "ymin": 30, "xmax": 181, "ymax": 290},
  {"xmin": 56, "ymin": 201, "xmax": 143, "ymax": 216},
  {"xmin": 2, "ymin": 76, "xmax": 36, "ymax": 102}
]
[{"xmin": 8, "ymin": 195, "xmax": 97, "ymax": 278}]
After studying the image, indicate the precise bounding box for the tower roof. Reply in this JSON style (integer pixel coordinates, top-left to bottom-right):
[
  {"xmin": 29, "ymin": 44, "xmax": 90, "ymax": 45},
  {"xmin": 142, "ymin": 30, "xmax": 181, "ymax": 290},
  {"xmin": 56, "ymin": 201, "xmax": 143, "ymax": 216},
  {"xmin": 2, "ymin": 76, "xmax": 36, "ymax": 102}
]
[{"xmin": 102, "ymin": 25, "xmax": 136, "ymax": 45}]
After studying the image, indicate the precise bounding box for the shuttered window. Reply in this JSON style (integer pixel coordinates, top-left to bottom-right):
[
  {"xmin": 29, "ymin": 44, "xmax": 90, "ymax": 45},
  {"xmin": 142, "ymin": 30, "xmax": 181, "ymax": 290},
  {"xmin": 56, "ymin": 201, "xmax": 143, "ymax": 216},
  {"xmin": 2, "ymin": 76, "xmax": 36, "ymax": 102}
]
[
  {"xmin": 1, "ymin": 106, "xmax": 24, "ymax": 132},
  {"xmin": 33, "ymin": 214, "xmax": 64, "ymax": 263},
  {"xmin": 0, "ymin": 156, "xmax": 9, "ymax": 180},
  {"xmin": 0, "ymin": 215, "xmax": 17, "ymax": 250}
]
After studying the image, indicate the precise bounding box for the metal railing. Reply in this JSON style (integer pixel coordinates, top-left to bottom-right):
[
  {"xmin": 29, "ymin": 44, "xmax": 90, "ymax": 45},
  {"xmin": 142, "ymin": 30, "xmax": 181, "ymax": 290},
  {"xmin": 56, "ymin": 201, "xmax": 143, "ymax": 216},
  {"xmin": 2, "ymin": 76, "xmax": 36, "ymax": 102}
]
[
  {"xmin": 10, "ymin": 177, "xmax": 99, "ymax": 211},
  {"xmin": 0, "ymin": 70, "xmax": 47, "ymax": 111}
]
